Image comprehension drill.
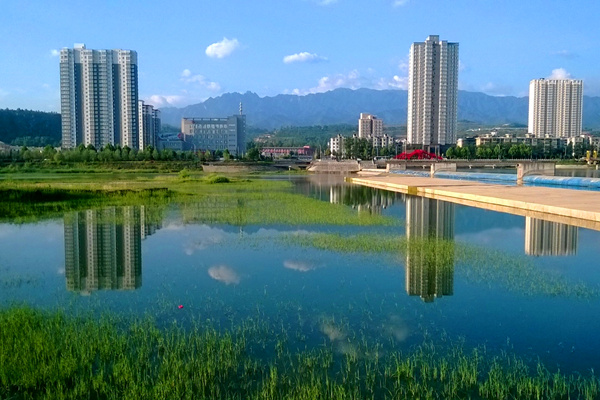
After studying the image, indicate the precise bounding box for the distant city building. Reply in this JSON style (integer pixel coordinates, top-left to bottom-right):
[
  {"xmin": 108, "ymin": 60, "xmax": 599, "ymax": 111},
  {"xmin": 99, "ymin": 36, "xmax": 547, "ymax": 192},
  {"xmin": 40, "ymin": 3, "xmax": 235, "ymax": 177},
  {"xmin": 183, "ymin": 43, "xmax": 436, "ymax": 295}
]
[
  {"xmin": 156, "ymin": 133, "xmax": 185, "ymax": 151},
  {"xmin": 407, "ymin": 35, "xmax": 459, "ymax": 149},
  {"xmin": 525, "ymin": 217, "xmax": 578, "ymax": 256},
  {"xmin": 475, "ymin": 134, "xmax": 565, "ymax": 150},
  {"xmin": 261, "ymin": 146, "xmax": 314, "ymax": 160},
  {"xmin": 60, "ymin": 44, "xmax": 139, "ymax": 149},
  {"xmin": 138, "ymin": 101, "xmax": 161, "ymax": 150},
  {"xmin": 181, "ymin": 109, "xmax": 246, "ymax": 155},
  {"xmin": 372, "ymin": 134, "xmax": 394, "ymax": 149},
  {"xmin": 64, "ymin": 206, "xmax": 160, "ymax": 293},
  {"xmin": 405, "ymin": 196, "xmax": 454, "ymax": 302},
  {"xmin": 329, "ymin": 134, "xmax": 345, "ymax": 156},
  {"xmin": 358, "ymin": 113, "xmax": 383, "ymax": 139},
  {"xmin": 528, "ymin": 78, "xmax": 583, "ymax": 138}
]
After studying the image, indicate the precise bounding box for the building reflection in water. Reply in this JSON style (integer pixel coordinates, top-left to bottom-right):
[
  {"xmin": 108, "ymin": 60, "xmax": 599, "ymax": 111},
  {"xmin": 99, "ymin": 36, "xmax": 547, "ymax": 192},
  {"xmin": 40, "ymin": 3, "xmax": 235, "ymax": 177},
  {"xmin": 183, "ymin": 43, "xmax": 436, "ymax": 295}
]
[
  {"xmin": 329, "ymin": 184, "xmax": 397, "ymax": 215},
  {"xmin": 64, "ymin": 206, "xmax": 160, "ymax": 293},
  {"xmin": 405, "ymin": 196, "xmax": 455, "ymax": 303},
  {"xmin": 525, "ymin": 217, "xmax": 578, "ymax": 256}
]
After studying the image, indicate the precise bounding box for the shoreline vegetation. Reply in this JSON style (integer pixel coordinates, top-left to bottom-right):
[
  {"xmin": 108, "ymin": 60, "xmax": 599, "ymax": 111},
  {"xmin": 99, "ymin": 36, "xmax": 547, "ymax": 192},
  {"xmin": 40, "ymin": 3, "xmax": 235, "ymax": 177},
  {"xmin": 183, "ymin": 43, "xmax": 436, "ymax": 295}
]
[
  {"xmin": 1, "ymin": 307, "xmax": 598, "ymax": 400},
  {"xmin": 0, "ymin": 172, "xmax": 395, "ymax": 226},
  {"xmin": 2, "ymin": 172, "xmax": 599, "ymax": 398}
]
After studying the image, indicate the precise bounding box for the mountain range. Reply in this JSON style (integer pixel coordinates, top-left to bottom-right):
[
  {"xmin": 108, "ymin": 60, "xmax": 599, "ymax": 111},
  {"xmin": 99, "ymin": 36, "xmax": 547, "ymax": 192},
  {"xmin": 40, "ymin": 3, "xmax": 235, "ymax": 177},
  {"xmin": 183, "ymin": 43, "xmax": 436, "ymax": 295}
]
[{"xmin": 159, "ymin": 88, "xmax": 600, "ymax": 130}]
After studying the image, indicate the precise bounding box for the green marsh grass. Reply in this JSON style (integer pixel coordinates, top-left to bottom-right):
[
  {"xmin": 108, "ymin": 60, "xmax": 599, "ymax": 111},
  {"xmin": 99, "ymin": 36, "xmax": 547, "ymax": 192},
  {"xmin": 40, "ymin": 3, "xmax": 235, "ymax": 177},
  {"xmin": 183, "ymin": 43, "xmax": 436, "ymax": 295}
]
[
  {"xmin": 1, "ymin": 307, "xmax": 598, "ymax": 399},
  {"xmin": 0, "ymin": 173, "xmax": 397, "ymax": 226}
]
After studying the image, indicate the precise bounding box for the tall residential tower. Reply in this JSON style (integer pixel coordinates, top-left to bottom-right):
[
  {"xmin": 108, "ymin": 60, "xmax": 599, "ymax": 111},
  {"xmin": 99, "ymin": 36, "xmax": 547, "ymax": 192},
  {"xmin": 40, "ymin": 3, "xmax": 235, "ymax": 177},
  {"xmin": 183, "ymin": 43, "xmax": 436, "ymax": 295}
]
[
  {"xmin": 60, "ymin": 44, "xmax": 139, "ymax": 149},
  {"xmin": 528, "ymin": 78, "xmax": 583, "ymax": 138},
  {"xmin": 358, "ymin": 113, "xmax": 383, "ymax": 139},
  {"xmin": 407, "ymin": 35, "xmax": 459, "ymax": 150}
]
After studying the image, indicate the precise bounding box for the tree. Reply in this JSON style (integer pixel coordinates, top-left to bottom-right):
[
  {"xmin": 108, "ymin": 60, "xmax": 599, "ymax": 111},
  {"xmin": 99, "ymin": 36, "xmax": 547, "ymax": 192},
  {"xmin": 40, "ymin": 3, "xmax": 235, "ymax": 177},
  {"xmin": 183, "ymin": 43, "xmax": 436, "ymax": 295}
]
[
  {"xmin": 246, "ymin": 147, "xmax": 260, "ymax": 161},
  {"xmin": 223, "ymin": 149, "xmax": 231, "ymax": 161}
]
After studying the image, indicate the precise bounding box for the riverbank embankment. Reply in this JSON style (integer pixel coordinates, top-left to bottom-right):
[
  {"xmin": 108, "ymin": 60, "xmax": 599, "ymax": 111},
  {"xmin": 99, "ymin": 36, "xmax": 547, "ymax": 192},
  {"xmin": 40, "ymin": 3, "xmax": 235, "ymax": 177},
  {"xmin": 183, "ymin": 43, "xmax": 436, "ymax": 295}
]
[{"xmin": 348, "ymin": 174, "xmax": 600, "ymax": 231}]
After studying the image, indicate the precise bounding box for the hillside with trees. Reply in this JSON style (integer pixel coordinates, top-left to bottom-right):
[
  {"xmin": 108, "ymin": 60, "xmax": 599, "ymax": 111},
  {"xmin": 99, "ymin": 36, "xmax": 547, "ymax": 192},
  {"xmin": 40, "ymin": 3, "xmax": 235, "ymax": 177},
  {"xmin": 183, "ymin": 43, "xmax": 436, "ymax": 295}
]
[{"xmin": 0, "ymin": 109, "xmax": 61, "ymax": 147}]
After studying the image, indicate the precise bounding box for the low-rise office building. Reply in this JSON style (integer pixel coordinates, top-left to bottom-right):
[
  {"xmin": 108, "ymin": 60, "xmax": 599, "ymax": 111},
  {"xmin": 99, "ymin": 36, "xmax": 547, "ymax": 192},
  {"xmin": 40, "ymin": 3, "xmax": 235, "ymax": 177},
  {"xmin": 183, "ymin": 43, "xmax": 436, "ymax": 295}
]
[
  {"xmin": 181, "ymin": 113, "xmax": 246, "ymax": 156},
  {"xmin": 261, "ymin": 146, "xmax": 314, "ymax": 160}
]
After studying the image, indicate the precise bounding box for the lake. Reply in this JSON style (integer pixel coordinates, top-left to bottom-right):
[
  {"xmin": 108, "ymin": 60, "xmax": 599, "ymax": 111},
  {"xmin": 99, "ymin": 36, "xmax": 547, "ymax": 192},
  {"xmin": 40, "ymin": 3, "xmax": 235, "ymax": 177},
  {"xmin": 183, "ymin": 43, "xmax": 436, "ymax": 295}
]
[{"xmin": 1, "ymin": 174, "xmax": 599, "ymax": 379}]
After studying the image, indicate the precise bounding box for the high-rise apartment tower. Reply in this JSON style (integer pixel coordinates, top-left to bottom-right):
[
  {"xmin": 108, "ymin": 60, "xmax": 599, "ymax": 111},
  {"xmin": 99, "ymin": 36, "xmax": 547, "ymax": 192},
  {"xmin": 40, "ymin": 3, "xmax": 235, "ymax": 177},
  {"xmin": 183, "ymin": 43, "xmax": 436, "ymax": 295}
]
[
  {"xmin": 407, "ymin": 35, "xmax": 459, "ymax": 149},
  {"xmin": 528, "ymin": 79, "xmax": 583, "ymax": 138},
  {"xmin": 138, "ymin": 100, "xmax": 161, "ymax": 150},
  {"xmin": 358, "ymin": 113, "xmax": 383, "ymax": 139},
  {"xmin": 60, "ymin": 44, "xmax": 139, "ymax": 149}
]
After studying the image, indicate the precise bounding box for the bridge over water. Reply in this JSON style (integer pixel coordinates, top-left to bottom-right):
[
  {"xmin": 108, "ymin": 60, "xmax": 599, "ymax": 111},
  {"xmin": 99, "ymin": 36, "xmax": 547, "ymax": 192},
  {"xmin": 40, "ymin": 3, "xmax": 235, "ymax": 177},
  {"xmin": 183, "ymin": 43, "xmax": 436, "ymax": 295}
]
[{"xmin": 379, "ymin": 159, "xmax": 556, "ymax": 169}]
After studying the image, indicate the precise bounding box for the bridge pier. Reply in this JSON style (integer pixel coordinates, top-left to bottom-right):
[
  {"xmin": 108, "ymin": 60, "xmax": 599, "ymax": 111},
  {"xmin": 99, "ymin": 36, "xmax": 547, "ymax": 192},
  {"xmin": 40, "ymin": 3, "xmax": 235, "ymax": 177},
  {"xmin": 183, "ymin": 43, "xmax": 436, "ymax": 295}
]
[
  {"xmin": 517, "ymin": 162, "xmax": 556, "ymax": 184},
  {"xmin": 431, "ymin": 163, "xmax": 457, "ymax": 177},
  {"xmin": 386, "ymin": 162, "xmax": 406, "ymax": 173}
]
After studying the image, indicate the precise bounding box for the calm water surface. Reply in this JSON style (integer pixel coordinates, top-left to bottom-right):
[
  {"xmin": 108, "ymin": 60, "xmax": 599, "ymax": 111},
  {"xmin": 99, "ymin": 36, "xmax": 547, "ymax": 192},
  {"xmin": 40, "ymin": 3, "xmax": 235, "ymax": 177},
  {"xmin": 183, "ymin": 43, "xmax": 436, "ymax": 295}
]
[{"xmin": 1, "ymin": 175, "xmax": 599, "ymax": 374}]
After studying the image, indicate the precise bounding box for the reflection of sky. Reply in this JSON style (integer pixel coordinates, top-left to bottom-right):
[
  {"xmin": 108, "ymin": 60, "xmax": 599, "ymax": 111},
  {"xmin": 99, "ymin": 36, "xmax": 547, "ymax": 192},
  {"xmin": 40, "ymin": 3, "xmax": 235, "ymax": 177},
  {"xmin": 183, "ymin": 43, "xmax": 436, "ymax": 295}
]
[
  {"xmin": 208, "ymin": 265, "xmax": 240, "ymax": 285},
  {"xmin": 3, "ymin": 180, "xmax": 600, "ymax": 374},
  {"xmin": 283, "ymin": 260, "xmax": 317, "ymax": 272},
  {"xmin": 456, "ymin": 227, "xmax": 525, "ymax": 254}
]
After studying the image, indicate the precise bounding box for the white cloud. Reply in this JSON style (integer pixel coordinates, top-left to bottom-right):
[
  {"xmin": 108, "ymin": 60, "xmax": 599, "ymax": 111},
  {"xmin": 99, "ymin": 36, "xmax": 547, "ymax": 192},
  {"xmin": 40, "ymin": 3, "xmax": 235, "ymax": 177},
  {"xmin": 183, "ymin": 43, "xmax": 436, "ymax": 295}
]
[
  {"xmin": 283, "ymin": 52, "xmax": 328, "ymax": 64},
  {"xmin": 380, "ymin": 75, "xmax": 408, "ymax": 90},
  {"xmin": 180, "ymin": 69, "xmax": 221, "ymax": 91},
  {"xmin": 290, "ymin": 67, "xmax": 413, "ymax": 95},
  {"xmin": 552, "ymin": 50, "xmax": 578, "ymax": 59},
  {"xmin": 205, "ymin": 38, "xmax": 240, "ymax": 59},
  {"xmin": 480, "ymin": 82, "xmax": 514, "ymax": 96},
  {"xmin": 393, "ymin": 0, "xmax": 409, "ymax": 6},
  {"xmin": 145, "ymin": 94, "xmax": 187, "ymax": 108},
  {"xmin": 208, "ymin": 265, "xmax": 240, "ymax": 285},
  {"xmin": 291, "ymin": 70, "xmax": 362, "ymax": 95},
  {"xmin": 50, "ymin": 49, "xmax": 60, "ymax": 57},
  {"xmin": 547, "ymin": 68, "xmax": 572, "ymax": 80}
]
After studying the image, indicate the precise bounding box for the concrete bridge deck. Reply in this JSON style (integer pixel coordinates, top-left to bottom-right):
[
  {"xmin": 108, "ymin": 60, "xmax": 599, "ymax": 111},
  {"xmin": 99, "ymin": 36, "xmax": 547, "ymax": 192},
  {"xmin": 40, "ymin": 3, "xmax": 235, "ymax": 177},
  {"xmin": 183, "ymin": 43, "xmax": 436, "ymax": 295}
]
[{"xmin": 347, "ymin": 174, "xmax": 600, "ymax": 231}]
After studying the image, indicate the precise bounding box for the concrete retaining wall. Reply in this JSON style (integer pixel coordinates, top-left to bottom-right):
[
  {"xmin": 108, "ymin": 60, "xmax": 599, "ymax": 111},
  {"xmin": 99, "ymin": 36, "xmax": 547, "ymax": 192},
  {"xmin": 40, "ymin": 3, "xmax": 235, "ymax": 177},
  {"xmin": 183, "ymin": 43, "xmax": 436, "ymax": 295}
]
[{"xmin": 308, "ymin": 160, "xmax": 360, "ymax": 174}]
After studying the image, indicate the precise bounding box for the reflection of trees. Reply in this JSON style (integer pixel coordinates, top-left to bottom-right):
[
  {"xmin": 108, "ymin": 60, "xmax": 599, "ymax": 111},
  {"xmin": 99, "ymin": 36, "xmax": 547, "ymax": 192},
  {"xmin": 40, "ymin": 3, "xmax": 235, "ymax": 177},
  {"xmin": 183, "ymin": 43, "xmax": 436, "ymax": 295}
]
[
  {"xmin": 405, "ymin": 197, "xmax": 455, "ymax": 302},
  {"xmin": 525, "ymin": 217, "xmax": 578, "ymax": 256},
  {"xmin": 64, "ymin": 206, "xmax": 160, "ymax": 293}
]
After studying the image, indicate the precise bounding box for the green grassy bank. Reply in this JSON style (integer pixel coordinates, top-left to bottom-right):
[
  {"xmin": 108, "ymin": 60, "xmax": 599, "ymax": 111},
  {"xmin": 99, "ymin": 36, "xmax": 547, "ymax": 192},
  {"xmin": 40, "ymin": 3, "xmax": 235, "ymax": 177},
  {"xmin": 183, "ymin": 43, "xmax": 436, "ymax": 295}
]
[{"xmin": 0, "ymin": 307, "xmax": 598, "ymax": 400}]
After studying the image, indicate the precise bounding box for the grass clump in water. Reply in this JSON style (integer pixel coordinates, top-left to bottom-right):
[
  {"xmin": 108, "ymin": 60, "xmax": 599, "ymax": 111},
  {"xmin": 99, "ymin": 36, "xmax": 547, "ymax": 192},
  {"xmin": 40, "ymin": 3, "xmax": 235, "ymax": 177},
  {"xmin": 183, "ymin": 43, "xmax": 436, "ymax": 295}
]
[
  {"xmin": 206, "ymin": 174, "xmax": 231, "ymax": 184},
  {"xmin": 1, "ymin": 306, "xmax": 599, "ymax": 399}
]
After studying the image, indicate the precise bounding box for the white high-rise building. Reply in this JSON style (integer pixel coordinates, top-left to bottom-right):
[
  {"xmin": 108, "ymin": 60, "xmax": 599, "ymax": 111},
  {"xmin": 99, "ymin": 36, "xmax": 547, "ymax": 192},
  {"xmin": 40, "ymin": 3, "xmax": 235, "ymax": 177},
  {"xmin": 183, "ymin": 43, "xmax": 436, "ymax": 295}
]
[
  {"xmin": 358, "ymin": 113, "xmax": 383, "ymax": 138},
  {"xmin": 407, "ymin": 35, "xmax": 459, "ymax": 149},
  {"xmin": 60, "ymin": 44, "xmax": 139, "ymax": 149},
  {"xmin": 528, "ymin": 79, "xmax": 583, "ymax": 138},
  {"xmin": 138, "ymin": 100, "xmax": 161, "ymax": 150}
]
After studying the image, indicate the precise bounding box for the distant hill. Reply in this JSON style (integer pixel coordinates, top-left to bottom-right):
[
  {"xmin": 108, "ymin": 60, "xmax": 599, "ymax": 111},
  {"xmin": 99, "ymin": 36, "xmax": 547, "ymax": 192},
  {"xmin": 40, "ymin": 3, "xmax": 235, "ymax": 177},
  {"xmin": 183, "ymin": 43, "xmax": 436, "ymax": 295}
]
[
  {"xmin": 159, "ymin": 88, "xmax": 600, "ymax": 130},
  {"xmin": 0, "ymin": 109, "xmax": 61, "ymax": 147},
  {"xmin": 2, "ymin": 89, "xmax": 599, "ymax": 147}
]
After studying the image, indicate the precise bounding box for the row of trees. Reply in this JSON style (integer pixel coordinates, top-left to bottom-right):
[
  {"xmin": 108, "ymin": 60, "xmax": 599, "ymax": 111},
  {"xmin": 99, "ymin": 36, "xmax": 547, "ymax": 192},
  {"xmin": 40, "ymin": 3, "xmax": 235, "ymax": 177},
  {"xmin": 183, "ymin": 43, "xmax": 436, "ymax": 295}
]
[
  {"xmin": 0, "ymin": 144, "xmax": 237, "ymax": 164},
  {"xmin": 334, "ymin": 138, "xmax": 397, "ymax": 160},
  {"xmin": 446, "ymin": 141, "xmax": 595, "ymax": 160}
]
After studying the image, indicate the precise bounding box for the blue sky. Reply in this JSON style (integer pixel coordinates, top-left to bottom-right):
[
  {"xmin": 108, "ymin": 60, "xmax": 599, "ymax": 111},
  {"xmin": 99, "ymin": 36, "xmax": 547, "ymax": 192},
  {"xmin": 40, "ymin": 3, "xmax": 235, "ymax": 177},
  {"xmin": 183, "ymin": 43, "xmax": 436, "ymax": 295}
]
[{"xmin": 1, "ymin": 0, "xmax": 599, "ymax": 111}]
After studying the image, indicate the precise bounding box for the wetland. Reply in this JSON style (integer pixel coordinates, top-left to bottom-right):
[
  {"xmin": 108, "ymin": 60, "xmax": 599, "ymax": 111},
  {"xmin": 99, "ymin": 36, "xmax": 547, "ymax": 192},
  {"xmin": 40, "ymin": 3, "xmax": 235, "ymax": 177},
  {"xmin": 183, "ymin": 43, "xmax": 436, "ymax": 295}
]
[{"xmin": 1, "ymin": 172, "xmax": 599, "ymax": 399}]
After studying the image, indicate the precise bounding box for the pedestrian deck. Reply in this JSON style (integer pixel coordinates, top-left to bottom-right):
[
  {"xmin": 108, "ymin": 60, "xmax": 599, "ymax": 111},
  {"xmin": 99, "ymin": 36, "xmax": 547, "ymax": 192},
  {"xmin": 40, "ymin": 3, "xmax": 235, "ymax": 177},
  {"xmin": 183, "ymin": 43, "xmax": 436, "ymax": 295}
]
[{"xmin": 347, "ymin": 174, "xmax": 600, "ymax": 231}]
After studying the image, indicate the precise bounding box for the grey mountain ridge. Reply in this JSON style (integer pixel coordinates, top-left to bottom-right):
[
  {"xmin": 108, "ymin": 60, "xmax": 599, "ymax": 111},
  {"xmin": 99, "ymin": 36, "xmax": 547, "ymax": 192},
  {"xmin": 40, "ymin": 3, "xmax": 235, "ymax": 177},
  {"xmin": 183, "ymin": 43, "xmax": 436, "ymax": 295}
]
[{"xmin": 158, "ymin": 88, "xmax": 600, "ymax": 130}]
